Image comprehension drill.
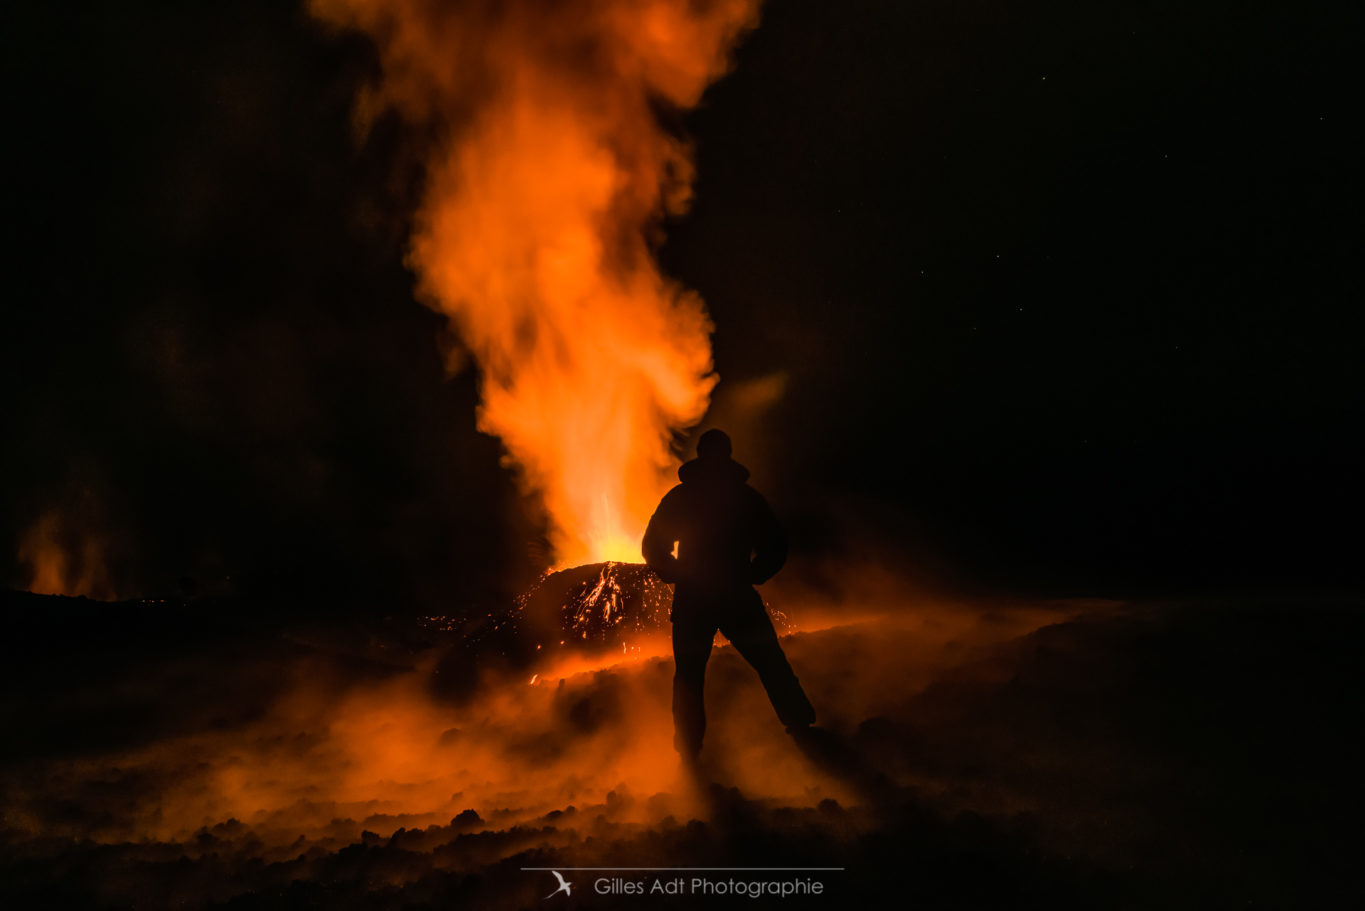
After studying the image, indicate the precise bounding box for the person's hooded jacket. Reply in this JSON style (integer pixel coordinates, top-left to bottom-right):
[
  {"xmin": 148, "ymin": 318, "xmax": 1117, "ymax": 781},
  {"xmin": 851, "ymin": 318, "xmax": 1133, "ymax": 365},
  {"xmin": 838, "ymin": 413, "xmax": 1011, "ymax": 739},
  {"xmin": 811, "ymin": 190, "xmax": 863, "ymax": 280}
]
[{"xmin": 641, "ymin": 451, "xmax": 786, "ymax": 595}]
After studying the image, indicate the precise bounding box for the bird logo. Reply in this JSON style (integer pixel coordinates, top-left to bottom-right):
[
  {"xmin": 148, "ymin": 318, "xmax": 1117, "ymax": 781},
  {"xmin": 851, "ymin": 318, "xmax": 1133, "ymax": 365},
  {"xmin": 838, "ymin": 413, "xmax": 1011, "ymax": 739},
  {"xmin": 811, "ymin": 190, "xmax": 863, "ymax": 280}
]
[{"xmin": 545, "ymin": 870, "xmax": 573, "ymax": 900}]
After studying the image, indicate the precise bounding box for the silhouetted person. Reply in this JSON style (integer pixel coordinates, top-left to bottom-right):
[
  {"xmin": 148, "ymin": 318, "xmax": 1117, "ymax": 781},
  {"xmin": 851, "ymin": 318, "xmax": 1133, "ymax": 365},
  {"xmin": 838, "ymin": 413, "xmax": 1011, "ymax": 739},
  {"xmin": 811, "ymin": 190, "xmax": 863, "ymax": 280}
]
[{"xmin": 642, "ymin": 429, "xmax": 816, "ymax": 760}]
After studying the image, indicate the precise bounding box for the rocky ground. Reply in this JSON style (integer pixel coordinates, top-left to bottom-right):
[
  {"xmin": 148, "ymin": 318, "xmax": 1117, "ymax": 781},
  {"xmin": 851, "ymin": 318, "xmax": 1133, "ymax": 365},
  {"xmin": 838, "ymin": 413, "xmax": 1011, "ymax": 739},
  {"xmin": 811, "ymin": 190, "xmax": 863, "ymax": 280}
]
[{"xmin": 0, "ymin": 587, "xmax": 1359, "ymax": 908}]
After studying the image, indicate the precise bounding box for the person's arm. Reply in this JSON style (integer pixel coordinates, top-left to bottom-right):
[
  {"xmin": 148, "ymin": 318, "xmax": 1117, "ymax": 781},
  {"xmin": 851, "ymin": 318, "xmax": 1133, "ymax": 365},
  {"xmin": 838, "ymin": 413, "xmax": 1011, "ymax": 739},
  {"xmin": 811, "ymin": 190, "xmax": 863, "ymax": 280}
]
[
  {"xmin": 642, "ymin": 489, "xmax": 682, "ymax": 583},
  {"xmin": 748, "ymin": 490, "xmax": 787, "ymax": 585}
]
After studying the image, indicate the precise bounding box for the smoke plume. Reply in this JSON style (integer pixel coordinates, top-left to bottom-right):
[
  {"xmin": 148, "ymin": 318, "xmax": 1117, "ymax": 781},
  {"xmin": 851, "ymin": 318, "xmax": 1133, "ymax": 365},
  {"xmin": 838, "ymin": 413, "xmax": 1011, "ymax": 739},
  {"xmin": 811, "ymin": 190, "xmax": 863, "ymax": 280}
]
[
  {"xmin": 17, "ymin": 509, "xmax": 115, "ymax": 601},
  {"xmin": 311, "ymin": 0, "xmax": 762, "ymax": 566}
]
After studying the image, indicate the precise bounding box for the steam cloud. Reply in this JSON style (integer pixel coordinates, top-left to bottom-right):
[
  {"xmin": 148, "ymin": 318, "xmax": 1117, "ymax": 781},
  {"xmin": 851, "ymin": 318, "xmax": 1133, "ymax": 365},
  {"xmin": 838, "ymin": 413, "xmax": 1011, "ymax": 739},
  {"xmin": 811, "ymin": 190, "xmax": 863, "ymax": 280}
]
[
  {"xmin": 17, "ymin": 509, "xmax": 115, "ymax": 601},
  {"xmin": 311, "ymin": 0, "xmax": 763, "ymax": 566}
]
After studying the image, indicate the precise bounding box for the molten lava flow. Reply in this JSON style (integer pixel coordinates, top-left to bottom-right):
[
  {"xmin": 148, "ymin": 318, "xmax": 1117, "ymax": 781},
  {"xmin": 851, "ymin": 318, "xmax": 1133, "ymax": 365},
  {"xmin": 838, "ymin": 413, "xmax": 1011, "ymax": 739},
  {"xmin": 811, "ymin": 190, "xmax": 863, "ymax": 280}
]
[{"xmin": 312, "ymin": 0, "xmax": 763, "ymax": 566}]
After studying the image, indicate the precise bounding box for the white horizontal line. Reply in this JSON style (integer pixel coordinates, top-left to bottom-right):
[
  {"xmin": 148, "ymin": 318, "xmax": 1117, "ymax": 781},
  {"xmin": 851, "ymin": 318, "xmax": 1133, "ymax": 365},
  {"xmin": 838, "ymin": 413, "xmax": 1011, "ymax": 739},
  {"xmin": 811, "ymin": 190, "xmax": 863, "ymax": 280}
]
[{"xmin": 521, "ymin": 867, "xmax": 845, "ymax": 871}]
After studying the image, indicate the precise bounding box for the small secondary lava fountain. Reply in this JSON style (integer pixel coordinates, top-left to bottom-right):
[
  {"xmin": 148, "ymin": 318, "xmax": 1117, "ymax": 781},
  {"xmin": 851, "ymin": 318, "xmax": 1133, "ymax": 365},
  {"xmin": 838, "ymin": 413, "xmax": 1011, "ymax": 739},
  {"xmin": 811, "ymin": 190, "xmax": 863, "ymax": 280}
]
[{"xmin": 312, "ymin": 0, "xmax": 763, "ymax": 567}]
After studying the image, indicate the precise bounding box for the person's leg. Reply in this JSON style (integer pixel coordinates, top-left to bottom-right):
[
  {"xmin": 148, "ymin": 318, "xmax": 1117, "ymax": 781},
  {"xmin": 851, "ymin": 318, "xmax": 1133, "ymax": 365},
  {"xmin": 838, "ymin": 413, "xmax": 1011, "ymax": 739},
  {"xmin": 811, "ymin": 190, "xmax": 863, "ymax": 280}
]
[
  {"xmin": 671, "ymin": 609, "xmax": 716, "ymax": 759},
  {"xmin": 721, "ymin": 596, "xmax": 816, "ymax": 729}
]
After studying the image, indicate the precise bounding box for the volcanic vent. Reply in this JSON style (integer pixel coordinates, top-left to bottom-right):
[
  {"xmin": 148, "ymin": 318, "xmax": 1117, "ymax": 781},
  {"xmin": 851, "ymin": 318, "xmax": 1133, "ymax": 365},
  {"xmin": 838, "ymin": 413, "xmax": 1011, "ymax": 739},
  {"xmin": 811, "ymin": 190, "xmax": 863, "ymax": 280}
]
[
  {"xmin": 520, "ymin": 562, "xmax": 791, "ymax": 653},
  {"xmin": 520, "ymin": 561, "xmax": 673, "ymax": 649},
  {"xmin": 437, "ymin": 561, "xmax": 793, "ymax": 692}
]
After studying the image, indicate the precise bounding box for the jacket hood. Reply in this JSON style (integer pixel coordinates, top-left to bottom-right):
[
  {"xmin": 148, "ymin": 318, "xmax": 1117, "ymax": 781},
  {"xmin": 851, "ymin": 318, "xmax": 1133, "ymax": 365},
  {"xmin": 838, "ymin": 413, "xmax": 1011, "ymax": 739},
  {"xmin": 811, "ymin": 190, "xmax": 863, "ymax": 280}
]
[{"xmin": 678, "ymin": 454, "xmax": 750, "ymax": 485}]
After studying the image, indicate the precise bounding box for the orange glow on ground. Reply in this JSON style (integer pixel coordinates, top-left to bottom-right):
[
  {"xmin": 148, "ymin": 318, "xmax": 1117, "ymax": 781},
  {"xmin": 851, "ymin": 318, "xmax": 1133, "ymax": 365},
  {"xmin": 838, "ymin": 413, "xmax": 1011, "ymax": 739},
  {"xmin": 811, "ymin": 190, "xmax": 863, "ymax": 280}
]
[{"xmin": 1, "ymin": 594, "xmax": 1086, "ymax": 875}]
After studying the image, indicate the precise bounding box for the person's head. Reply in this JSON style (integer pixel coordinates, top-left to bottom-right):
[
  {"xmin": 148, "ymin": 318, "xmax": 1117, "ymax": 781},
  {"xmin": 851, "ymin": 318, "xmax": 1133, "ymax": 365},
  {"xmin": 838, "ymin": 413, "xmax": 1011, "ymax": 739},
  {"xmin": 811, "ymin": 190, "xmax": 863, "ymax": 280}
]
[{"xmin": 696, "ymin": 428, "xmax": 732, "ymax": 460}]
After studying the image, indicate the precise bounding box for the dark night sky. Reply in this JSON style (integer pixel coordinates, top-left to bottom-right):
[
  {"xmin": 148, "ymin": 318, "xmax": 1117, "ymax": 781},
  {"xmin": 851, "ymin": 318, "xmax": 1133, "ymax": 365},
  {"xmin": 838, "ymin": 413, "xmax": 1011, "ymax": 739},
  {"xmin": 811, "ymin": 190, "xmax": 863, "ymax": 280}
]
[{"xmin": 3, "ymin": 0, "xmax": 1361, "ymax": 609}]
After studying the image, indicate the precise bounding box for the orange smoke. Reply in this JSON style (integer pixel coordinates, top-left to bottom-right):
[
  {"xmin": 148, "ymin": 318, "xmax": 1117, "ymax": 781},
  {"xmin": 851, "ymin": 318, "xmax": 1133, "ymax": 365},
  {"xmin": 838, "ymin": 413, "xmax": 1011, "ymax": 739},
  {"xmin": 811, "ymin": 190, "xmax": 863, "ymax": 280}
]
[
  {"xmin": 17, "ymin": 510, "xmax": 113, "ymax": 599},
  {"xmin": 312, "ymin": 0, "xmax": 762, "ymax": 566}
]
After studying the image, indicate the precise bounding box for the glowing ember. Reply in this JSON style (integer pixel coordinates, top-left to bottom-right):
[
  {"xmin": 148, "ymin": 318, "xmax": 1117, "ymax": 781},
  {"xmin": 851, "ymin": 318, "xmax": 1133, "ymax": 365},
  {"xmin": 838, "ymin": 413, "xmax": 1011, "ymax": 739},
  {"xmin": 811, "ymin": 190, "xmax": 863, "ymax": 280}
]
[
  {"xmin": 311, "ymin": 0, "xmax": 763, "ymax": 567},
  {"xmin": 430, "ymin": 561, "xmax": 791, "ymax": 672},
  {"xmin": 520, "ymin": 561, "xmax": 674, "ymax": 647}
]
